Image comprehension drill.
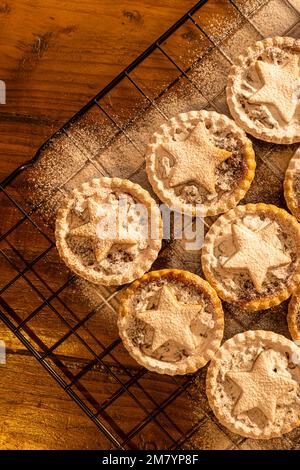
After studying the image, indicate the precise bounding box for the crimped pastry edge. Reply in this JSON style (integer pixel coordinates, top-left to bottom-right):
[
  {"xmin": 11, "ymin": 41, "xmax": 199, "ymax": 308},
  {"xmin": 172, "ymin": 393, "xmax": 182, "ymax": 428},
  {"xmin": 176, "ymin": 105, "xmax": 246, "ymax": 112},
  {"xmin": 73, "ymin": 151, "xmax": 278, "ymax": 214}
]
[
  {"xmin": 201, "ymin": 203, "xmax": 300, "ymax": 311},
  {"xmin": 284, "ymin": 148, "xmax": 300, "ymax": 220},
  {"xmin": 118, "ymin": 269, "xmax": 224, "ymax": 376},
  {"xmin": 206, "ymin": 330, "xmax": 300, "ymax": 439},
  {"xmin": 226, "ymin": 36, "xmax": 300, "ymax": 144},
  {"xmin": 288, "ymin": 288, "xmax": 300, "ymax": 341},
  {"xmin": 55, "ymin": 177, "xmax": 162, "ymax": 286},
  {"xmin": 146, "ymin": 110, "xmax": 256, "ymax": 217}
]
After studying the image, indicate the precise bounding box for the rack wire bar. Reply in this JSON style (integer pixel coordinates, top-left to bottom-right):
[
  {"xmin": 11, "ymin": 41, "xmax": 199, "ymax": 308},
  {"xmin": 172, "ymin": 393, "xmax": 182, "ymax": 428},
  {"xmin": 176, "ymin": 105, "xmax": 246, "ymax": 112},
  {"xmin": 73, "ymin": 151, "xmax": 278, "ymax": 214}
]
[{"xmin": 1, "ymin": 0, "xmax": 299, "ymax": 450}]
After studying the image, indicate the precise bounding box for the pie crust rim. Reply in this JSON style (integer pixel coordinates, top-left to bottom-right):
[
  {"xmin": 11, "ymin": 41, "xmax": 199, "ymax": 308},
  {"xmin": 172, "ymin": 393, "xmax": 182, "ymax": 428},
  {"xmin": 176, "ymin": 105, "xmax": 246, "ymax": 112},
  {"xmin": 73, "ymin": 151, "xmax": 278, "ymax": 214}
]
[
  {"xmin": 206, "ymin": 330, "xmax": 300, "ymax": 439},
  {"xmin": 118, "ymin": 269, "xmax": 224, "ymax": 375},
  {"xmin": 146, "ymin": 110, "xmax": 256, "ymax": 217},
  {"xmin": 284, "ymin": 148, "xmax": 300, "ymax": 220},
  {"xmin": 55, "ymin": 177, "xmax": 162, "ymax": 286},
  {"xmin": 226, "ymin": 36, "xmax": 300, "ymax": 145},
  {"xmin": 288, "ymin": 288, "xmax": 300, "ymax": 341},
  {"xmin": 201, "ymin": 203, "xmax": 300, "ymax": 311}
]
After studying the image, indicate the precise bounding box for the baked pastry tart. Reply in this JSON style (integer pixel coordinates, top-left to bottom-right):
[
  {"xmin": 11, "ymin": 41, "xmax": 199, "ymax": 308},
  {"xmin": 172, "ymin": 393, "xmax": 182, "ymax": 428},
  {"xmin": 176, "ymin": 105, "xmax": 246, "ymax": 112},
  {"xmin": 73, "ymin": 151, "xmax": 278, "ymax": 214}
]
[
  {"xmin": 146, "ymin": 110, "xmax": 255, "ymax": 217},
  {"xmin": 207, "ymin": 330, "xmax": 300, "ymax": 439},
  {"xmin": 288, "ymin": 288, "xmax": 300, "ymax": 341}
]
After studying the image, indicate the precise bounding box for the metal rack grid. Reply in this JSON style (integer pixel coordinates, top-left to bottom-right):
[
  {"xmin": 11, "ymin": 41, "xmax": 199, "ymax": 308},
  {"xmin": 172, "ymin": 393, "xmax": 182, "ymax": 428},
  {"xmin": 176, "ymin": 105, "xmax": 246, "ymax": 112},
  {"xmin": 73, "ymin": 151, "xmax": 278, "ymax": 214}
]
[{"xmin": 1, "ymin": 0, "xmax": 300, "ymax": 450}]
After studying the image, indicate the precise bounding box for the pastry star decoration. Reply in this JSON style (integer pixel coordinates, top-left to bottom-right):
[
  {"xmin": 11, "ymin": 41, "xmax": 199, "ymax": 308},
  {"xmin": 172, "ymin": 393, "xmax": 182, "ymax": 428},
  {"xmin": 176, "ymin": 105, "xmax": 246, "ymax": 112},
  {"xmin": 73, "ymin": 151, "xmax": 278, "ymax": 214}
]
[
  {"xmin": 70, "ymin": 198, "xmax": 137, "ymax": 263},
  {"xmin": 227, "ymin": 349, "xmax": 297, "ymax": 422},
  {"xmin": 249, "ymin": 56, "xmax": 300, "ymax": 123},
  {"xmin": 162, "ymin": 122, "xmax": 232, "ymax": 193},
  {"xmin": 222, "ymin": 222, "xmax": 291, "ymax": 291},
  {"xmin": 136, "ymin": 286, "xmax": 202, "ymax": 354}
]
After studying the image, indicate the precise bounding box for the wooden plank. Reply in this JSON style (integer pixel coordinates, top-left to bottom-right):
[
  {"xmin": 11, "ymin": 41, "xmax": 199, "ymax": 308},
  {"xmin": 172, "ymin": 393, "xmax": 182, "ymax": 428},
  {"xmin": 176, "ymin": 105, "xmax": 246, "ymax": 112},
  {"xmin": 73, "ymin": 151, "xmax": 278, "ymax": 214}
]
[{"xmin": 0, "ymin": 0, "xmax": 198, "ymax": 450}]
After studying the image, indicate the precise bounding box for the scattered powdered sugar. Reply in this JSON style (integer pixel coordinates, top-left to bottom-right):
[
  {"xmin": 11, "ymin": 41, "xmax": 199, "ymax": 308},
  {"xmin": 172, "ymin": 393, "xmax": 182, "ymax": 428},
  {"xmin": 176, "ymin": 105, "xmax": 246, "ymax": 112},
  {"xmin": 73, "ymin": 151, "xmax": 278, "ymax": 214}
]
[
  {"xmin": 209, "ymin": 214, "xmax": 298, "ymax": 302},
  {"xmin": 238, "ymin": 46, "xmax": 298, "ymax": 127},
  {"xmin": 16, "ymin": 0, "xmax": 300, "ymax": 448},
  {"xmin": 297, "ymin": 307, "xmax": 300, "ymax": 333},
  {"xmin": 66, "ymin": 191, "xmax": 151, "ymax": 275}
]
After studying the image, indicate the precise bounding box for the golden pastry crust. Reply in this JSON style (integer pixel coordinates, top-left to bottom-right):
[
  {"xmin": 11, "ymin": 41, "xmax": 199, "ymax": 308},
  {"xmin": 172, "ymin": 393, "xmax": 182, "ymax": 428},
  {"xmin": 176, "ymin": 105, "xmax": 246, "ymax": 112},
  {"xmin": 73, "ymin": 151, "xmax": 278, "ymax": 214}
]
[
  {"xmin": 284, "ymin": 148, "xmax": 300, "ymax": 220},
  {"xmin": 146, "ymin": 110, "xmax": 256, "ymax": 217},
  {"xmin": 288, "ymin": 288, "xmax": 300, "ymax": 341},
  {"xmin": 118, "ymin": 269, "xmax": 224, "ymax": 375},
  {"xmin": 206, "ymin": 330, "xmax": 300, "ymax": 439},
  {"xmin": 227, "ymin": 37, "xmax": 300, "ymax": 144},
  {"xmin": 201, "ymin": 203, "xmax": 300, "ymax": 311},
  {"xmin": 55, "ymin": 177, "xmax": 162, "ymax": 286}
]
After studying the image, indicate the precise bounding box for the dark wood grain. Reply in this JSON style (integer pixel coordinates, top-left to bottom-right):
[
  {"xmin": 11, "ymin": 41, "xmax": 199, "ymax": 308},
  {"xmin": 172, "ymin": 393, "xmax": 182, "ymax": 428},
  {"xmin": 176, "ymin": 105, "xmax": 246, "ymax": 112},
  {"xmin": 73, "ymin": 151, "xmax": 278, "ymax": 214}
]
[{"xmin": 0, "ymin": 0, "xmax": 198, "ymax": 450}]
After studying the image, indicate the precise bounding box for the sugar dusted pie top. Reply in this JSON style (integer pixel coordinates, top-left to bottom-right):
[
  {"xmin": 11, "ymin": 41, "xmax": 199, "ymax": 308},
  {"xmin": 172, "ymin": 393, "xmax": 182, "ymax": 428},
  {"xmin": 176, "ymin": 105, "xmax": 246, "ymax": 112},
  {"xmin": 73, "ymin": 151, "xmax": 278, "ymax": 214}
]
[
  {"xmin": 227, "ymin": 37, "xmax": 300, "ymax": 144},
  {"xmin": 202, "ymin": 204, "xmax": 300, "ymax": 310},
  {"xmin": 146, "ymin": 110, "xmax": 255, "ymax": 217},
  {"xmin": 206, "ymin": 330, "xmax": 300, "ymax": 439},
  {"xmin": 118, "ymin": 270, "xmax": 224, "ymax": 375},
  {"xmin": 55, "ymin": 178, "xmax": 162, "ymax": 286}
]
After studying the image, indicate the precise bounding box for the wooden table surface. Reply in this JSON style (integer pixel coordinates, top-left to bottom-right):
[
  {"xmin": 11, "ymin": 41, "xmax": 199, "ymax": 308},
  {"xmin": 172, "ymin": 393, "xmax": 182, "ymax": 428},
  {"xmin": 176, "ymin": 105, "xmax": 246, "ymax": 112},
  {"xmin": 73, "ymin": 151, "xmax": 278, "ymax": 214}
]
[
  {"xmin": 0, "ymin": 0, "xmax": 198, "ymax": 449},
  {"xmin": 2, "ymin": 0, "xmax": 298, "ymax": 451}
]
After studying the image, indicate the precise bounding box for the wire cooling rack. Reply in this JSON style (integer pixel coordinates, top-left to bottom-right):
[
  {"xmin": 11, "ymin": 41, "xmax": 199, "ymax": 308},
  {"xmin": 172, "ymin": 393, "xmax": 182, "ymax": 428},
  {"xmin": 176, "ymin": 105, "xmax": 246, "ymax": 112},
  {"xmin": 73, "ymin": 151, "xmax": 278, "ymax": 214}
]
[{"xmin": 1, "ymin": 0, "xmax": 300, "ymax": 450}]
